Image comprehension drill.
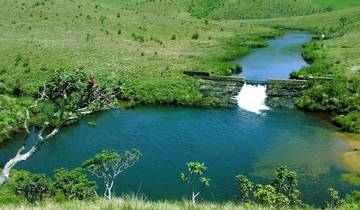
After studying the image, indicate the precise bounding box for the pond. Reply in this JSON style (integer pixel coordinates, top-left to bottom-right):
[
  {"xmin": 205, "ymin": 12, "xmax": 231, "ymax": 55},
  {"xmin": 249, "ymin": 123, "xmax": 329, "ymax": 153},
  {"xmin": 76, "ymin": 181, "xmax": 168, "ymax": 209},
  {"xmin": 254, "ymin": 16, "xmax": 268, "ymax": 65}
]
[{"xmin": 0, "ymin": 31, "xmax": 357, "ymax": 205}]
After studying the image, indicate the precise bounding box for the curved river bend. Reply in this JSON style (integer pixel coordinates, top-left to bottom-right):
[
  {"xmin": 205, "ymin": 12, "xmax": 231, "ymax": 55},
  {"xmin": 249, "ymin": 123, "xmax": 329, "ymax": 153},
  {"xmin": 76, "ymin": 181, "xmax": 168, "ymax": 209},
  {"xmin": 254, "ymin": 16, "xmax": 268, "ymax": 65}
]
[{"xmin": 0, "ymin": 31, "xmax": 357, "ymax": 205}]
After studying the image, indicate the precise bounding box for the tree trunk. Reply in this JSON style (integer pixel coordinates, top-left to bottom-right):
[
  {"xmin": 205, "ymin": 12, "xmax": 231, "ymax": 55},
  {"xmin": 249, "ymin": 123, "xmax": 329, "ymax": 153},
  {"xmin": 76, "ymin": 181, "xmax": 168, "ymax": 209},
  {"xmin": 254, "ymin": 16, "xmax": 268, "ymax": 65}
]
[
  {"xmin": 0, "ymin": 146, "xmax": 36, "ymax": 185},
  {"xmin": 192, "ymin": 190, "xmax": 199, "ymax": 206}
]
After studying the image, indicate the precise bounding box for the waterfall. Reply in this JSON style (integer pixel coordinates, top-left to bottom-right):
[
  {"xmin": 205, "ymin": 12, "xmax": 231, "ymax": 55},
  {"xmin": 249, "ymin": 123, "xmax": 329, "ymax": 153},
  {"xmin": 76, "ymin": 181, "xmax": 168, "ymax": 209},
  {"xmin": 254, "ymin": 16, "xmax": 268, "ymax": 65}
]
[{"xmin": 235, "ymin": 83, "xmax": 270, "ymax": 114}]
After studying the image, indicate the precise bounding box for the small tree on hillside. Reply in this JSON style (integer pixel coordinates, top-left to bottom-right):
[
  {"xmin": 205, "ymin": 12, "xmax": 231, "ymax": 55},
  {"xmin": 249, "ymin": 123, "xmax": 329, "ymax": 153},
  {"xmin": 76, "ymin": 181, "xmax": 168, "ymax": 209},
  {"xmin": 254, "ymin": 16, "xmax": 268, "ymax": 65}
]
[
  {"xmin": 180, "ymin": 162, "xmax": 210, "ymax": 205},
  {"xmin": 339, "ymin": 17, "xmax": 348, "ymax": 28},
  {"xmin": 82, "ymin": 149, "xmax": 142, "ymax": 200}
]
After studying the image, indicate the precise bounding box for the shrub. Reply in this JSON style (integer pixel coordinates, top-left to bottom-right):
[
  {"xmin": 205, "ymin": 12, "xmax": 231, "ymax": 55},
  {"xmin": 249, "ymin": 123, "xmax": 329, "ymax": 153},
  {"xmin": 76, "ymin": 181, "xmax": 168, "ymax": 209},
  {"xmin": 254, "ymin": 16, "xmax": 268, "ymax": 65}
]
[
  {"xmin": 191, "ymin": 33, "xmax": 199, "ymax": 40},
  {"xmin": 15, "ymin": 173, "xmax": 54, "ymax": 204},
  {"xmin": 53, "ymin": 168, "xmax": 97, "ymax": 200}
]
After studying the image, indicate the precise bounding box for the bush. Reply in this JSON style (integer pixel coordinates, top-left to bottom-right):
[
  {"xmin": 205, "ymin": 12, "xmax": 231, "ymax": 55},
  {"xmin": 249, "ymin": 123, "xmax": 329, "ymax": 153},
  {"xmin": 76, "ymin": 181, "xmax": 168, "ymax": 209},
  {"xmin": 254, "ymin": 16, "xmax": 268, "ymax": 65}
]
[
  {"xmin": 296, "ymin": 76, "xmax": 360, "ymax": 133},
  {"xmin": 235, "ymin": 166, "xmax": 301, "ymax": 208},
  {"xmin": 15, "ymin": 173, "xmax": 54, "ymax": 204},
  {"xmin": 53, "ymin": 168, "xmax": 97, "ymax": 200},
  {"xmin": 192, "ymin": 33, "xmax": 199, "ymax": 40}
]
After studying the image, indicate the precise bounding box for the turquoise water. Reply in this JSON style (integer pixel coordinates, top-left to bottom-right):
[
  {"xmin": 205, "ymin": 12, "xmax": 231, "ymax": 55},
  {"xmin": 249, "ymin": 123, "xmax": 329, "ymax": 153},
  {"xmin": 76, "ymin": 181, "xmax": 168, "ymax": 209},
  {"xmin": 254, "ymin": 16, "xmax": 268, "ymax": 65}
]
[
  {"xmin": 0, "ymin": 107, "xmax": 356, "ymax": 204},
  {"xmin": 0, "ymin": 31, "xmax": 357, "ymax": 205},
  {"xmin": 235, "ymin": 31, "xmax": 313, "ymax": 80}
]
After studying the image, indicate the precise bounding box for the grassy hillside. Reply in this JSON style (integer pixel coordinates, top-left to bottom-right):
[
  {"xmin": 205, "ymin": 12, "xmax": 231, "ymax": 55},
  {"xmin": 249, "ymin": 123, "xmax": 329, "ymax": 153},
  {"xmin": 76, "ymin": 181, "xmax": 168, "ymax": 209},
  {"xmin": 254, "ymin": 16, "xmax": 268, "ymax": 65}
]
[
  {"xmin": 189, "ymin": 0, "xmax": 324, "ymax": 20},
  {"xmin": 313, "ymin": 0, "xmax": 360, "ymax": 10},
  {"xmin": 0, "ymin": 0, "xmax": 278, "ymax": 143},
  {"xmin": 98, "ymin": 0, "xmax": 360, "ymax": 20}
]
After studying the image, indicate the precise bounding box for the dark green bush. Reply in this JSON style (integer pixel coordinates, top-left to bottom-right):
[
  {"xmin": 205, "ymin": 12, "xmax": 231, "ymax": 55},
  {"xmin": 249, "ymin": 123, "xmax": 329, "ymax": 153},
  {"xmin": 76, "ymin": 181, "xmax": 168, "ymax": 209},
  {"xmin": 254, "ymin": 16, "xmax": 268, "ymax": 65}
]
[{"xmin": 15, "ymin": 173, "xmax": 54, "ymax": 204}]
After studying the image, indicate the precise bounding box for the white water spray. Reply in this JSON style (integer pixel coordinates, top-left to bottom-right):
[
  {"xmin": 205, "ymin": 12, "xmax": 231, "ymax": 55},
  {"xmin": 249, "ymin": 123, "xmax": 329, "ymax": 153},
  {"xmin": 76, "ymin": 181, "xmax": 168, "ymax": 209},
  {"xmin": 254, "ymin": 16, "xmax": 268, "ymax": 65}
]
[{"xmin": 235, "ymin": 83, "xmax": 270, "ymax": 114}]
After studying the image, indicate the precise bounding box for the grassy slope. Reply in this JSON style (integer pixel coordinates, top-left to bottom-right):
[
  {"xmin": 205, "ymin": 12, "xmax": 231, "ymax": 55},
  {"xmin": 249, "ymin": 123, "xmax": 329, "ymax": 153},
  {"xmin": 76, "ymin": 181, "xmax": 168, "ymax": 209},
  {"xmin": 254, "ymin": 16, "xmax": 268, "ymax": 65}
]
[
  {"xmin": 186, "ymin": 0, "xmax": 360, "ymax": 20},
  {"xmin": 0, "ymin": 0, "xmax": 278, "ymax": 143},
  {"xmin": 313, "ymin": 0, "xmax": 360, "ymax": 10}
]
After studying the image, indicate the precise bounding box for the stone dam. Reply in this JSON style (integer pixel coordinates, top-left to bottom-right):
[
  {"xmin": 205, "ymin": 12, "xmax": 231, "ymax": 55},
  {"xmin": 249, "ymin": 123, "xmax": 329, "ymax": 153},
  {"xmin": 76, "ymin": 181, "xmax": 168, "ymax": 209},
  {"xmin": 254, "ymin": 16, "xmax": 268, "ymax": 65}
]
[{"xmin": 184, "ymin": 71, "xmax": 322, "ymax": 108}]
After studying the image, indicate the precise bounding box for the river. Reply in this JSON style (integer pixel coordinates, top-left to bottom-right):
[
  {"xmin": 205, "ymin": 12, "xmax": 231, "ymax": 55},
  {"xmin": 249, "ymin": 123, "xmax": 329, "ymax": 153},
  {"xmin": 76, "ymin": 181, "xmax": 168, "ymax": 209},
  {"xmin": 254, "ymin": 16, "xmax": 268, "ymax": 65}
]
[{"xmin": 0, "ymin": 31, "xmax": 357, "ymax": 205}]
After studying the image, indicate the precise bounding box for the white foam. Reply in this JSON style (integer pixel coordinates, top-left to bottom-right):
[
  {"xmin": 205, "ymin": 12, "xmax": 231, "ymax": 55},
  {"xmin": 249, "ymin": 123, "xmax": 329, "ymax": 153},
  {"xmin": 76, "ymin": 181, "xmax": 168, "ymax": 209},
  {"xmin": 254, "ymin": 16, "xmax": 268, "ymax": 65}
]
[{"xmin": 235, "ymin": 83, "xmax": 270, "ymax": 114}]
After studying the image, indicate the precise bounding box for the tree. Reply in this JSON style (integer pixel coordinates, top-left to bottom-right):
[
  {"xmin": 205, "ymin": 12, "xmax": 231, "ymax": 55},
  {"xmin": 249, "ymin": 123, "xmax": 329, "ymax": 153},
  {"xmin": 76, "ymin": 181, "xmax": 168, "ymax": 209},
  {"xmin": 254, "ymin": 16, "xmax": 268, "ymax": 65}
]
[
  {"xmin": 235, "ymin": 166, "xmax": 302, "ymax": 208},
  {"xmin": 82, "ymin": 149, "xmax": 141, "ymax": 200},
  {"xmin": 235, "ymin": 175, "xmax": 254, "ymax": 203},
  {"xmin": 15, "ymin": 173, "xmax": 54, "ymax": 204},
  {"xmin": 0, "ymin": 68, "xmax": 116, "ymax": 186},
  {"xmin": 180, "ymin": 162, "xmax": 210, "ymax": 205},
  {"xmin": 271, "ymin": 166, "xmax": 301, "ymax": 206},
  {"xmin": 339, "ymin": 17, "xmax": 348, "ymax": 28},
  {"xmin": 53, "ymin": 168, "xmax": 97, "ymax": 200},
  {"xmin": 253, "ymin": 184, "xmax": 289, "ymax": 208},
  {"xmin": 327, "ymin": 188, "xmax": 344, "ymax": 208}
]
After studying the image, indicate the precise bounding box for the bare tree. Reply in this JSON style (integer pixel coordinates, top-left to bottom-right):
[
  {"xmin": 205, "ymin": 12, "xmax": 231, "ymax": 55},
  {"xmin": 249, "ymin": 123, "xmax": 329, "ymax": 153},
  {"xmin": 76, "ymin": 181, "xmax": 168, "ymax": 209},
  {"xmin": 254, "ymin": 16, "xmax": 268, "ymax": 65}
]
[{"xmin": 0, "ymin": 69, "xmax": 116, "ymax": 186}]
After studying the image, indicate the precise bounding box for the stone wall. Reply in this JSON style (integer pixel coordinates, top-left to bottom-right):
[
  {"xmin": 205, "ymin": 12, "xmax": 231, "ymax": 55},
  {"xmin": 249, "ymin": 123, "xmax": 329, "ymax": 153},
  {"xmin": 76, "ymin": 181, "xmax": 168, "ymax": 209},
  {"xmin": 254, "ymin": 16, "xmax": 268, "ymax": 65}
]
[
  {"xmin": 266, "ymin": 79, "xmax": 308, "ymax": 108},
  {"xmin": 197, "ymin": 76, "xmax": 245, "ymax": 103},
  {"xmin": 184, "ymin": 71, "xmax": 317, "ymax": 108}
]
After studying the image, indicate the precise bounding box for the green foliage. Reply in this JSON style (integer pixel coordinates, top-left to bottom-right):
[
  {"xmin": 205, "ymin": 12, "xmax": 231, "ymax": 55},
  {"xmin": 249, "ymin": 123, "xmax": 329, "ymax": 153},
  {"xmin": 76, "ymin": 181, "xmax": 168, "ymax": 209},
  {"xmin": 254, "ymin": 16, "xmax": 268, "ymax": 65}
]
[
  {"xmin": 191, "ymin": 33, "xmax": 199, "ymax": 40},
  {"xmin": 15, "ymin": 173, "xmax": 54, "ymax": 204},
  {"xmin": 180, "ymin": 162, "xmax": 210, "ymax": 187},
  {"xmin": 235, "ymin": 175, "xmax": 253, "ymax": 203},
  {"xmin": 333, "ymin": 111, "xmax": 360, "ymax": 133},
  {"xmin": 253, "ymin": 184, "xmax": 290, "ymax": 208},
  {"xmin": 0, "ymin": 95, "xmax": 33, "ymax": 143},
  {"xmin": 271, "ymin": 166, "xmax": 301, "ymax": 206},
  {"xmin": 44, "ymin": 68, "xmax": 116, "ymax": 113},
  {"xmin": 180, "ymin": 162, "xmax": 210, "ymax": 204},
  {"xmin": 82, "ymin": 149, "xmax": 142, "ymax": 176},
  {"xmin": 235, "ymin": 166, "xmax": 301, "ymax": 208},
  {"xmin": 0, "ymin": 170, "xmax": 28, "ymax": 204},
  {"xmin": 82, "ymin": 149, "xmax": 141, "ymax": 199},
  {"xmin": 296, "ymin": 76, "xmax": 360, "ymax": 133},
  {"xmin": 291, "ymin": 41, "xmax": 332, "ymax": 79},
  {"xmin": 326, "ymin": 188, "xmax": 344, "ymax": 208},
  {"xmin": 53, "ymin": 168, "xmax": 97, "ymax": 200},
  {"xmin": 345, "ymin": 191, "xmax": 360, "ymax": 206}
]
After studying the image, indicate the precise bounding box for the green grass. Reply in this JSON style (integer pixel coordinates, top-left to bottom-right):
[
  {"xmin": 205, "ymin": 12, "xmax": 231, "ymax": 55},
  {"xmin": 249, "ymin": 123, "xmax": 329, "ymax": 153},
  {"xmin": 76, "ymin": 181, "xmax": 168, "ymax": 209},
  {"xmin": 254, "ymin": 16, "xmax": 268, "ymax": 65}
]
[
  {"xmin": 0, "ymin": 196, "xmax": 358, "ymax": 210},
  {"xmin": 313, "ymin": 0, "xmax": 360, "ymax": 10},
  {"xmin": 0, "ymin": 0, "xmax": 281, "ymax": 143}
]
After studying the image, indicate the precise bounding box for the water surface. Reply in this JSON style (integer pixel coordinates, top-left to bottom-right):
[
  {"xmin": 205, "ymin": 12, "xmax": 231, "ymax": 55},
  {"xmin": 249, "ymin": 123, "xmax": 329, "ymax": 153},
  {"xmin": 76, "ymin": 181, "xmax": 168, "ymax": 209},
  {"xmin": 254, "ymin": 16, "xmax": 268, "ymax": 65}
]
[
  {"xmin": 235, "ymin": 31, "xmax": 313, "ymax": 80},
  {"xmin": 0, "ymin": 107, "xmax": 356, "ymax": 204}
]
